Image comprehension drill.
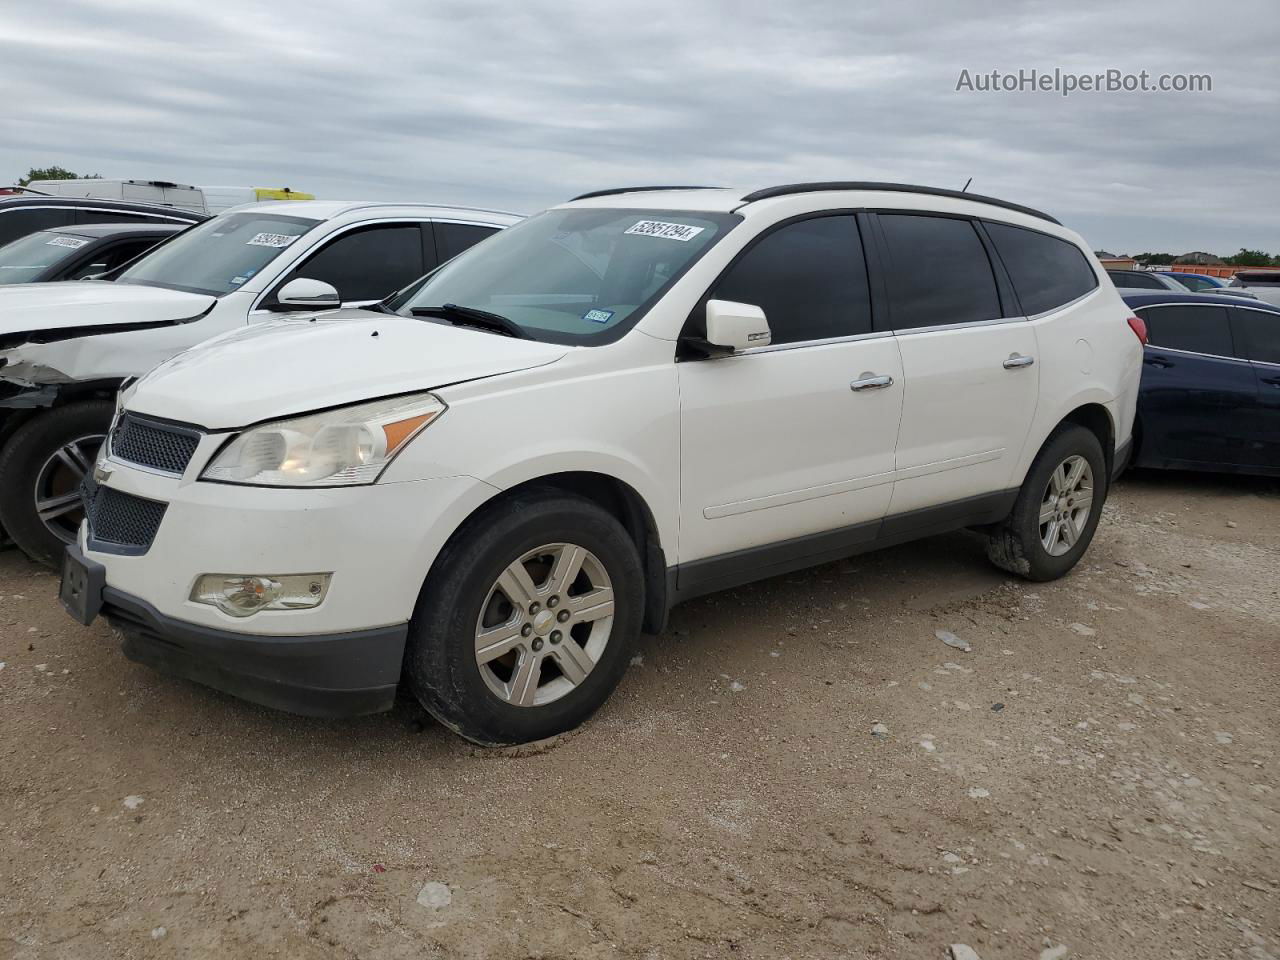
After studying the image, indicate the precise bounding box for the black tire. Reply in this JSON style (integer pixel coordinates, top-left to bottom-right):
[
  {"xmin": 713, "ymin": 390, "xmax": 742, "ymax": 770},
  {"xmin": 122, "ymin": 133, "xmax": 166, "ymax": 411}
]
[
  {"xmin": 986, "ymin": 424, "xmax": 1107, "ymax": 582},
  {"xmin": 0, "ymin": 401, "xmax": 112, "ymax": 566},
  {"xmin": 405, "ymin": 488, "xmax": 644, "ymax": 745}
]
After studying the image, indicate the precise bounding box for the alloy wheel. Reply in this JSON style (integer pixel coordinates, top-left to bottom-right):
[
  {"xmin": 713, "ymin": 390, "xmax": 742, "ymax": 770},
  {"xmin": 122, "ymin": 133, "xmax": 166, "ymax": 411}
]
[
  {"xmin": 34, "ymin": 433, "xmax": 104, "ymax": 545},
  {"xmin": 1039, "ymin": 454, "xmax": 1094, "ymax": 557},
  {"xmin": 474, "ymin": 542, "xmax": 615, "ymax": 707}
]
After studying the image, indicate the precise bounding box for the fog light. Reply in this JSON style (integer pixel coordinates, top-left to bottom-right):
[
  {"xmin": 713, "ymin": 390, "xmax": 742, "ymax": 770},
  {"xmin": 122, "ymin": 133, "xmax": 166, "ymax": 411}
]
[{"xmin": 191, "ymin": 573, "xmax": 331, "ymax": 618}]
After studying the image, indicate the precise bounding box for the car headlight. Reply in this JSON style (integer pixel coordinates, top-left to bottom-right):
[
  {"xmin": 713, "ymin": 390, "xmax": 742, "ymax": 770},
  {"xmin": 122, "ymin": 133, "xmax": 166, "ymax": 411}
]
[{"xmin": 201, "ymin": 392, "xmax": 446, "ymax": 487}]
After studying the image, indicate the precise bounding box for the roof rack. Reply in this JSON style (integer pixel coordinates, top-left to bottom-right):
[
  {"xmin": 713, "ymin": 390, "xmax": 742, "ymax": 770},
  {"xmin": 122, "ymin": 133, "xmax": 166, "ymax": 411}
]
[
  {"xmin": 739, "ymin": 182, "xmax": 1060, "ymax": 225},
  {"xmin": 570, "ymin": 185, "xmax": 724, "ymax": 202}
]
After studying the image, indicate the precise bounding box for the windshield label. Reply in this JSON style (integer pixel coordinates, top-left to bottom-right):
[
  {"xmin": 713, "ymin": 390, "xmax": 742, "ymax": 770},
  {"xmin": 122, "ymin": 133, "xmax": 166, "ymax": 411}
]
[
  {"xmin": 247, "ymin": 232, "xmax": 299, "ymax": 248},
  {"xmin": 47, "ymin": 236, "xmax": 89, "ymax": 248},
  {"xmin": 583, "ymin": 308, "xmax": 614, "ymax": 324},
  {"xmin": 624, "ymin": 220, "xmax": 705, "ymax": 242}
]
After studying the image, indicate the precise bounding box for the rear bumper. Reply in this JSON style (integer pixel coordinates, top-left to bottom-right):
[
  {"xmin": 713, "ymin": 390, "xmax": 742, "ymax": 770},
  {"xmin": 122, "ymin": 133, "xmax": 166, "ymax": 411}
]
[{"xmin": 100, "ymin": 582, "xmax": 407, "ymax": 717}]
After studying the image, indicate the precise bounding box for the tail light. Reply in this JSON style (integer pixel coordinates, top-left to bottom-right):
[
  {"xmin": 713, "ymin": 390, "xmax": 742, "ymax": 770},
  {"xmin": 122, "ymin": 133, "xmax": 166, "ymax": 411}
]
[{"xmin": 1126, "ymin": 315, "xmax": 1148, "ymax": 345}]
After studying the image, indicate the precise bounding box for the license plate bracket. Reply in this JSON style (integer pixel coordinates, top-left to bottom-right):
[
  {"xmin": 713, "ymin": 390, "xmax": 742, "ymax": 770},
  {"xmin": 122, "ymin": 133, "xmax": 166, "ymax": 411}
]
[{"xmin": 60, "ymin": 546, "xmax": 106, "ymax": 626}]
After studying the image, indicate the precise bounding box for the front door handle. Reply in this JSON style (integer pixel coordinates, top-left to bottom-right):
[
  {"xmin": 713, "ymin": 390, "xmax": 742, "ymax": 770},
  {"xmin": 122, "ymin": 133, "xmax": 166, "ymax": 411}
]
[
  {"xmin": 850, "ymin": 374, "xmax": 894, "ymax": 391},
  {"xmin": 1003, "ymin": 354, "xmax": 1035, "ymax": 369}
]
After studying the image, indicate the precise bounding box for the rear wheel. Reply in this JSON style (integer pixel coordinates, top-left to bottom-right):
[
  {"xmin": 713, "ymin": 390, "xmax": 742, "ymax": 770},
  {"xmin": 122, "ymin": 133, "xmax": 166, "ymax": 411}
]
[
  {"xmin": 986, "ymin": 424, "xmax": 1106, "ymax": 581},
  {"xmin": 0, "ymin": 402, "xmax": 112, "ymax": 566},
  {"xmin": 405, "ymin": 489, "xmax": 643, "ymax": 745}
]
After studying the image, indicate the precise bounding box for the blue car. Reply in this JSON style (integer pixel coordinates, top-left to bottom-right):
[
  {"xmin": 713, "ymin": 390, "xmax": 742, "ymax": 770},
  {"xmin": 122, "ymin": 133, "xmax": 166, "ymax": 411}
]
[
  {"xmin": 1123, "ymin": 292, "xmax": 1280, "ymax": 477},
  {"xmin": 1153, "ymin": 271, "xmax": 1247, "ymax": 294}
]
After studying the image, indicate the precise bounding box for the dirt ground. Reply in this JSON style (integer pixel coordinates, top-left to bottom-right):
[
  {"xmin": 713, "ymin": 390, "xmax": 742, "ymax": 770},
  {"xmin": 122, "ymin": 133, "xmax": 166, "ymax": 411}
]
[{"xmin": 1, "ymin": 469, "xmax": 1277, "ymax": 960}]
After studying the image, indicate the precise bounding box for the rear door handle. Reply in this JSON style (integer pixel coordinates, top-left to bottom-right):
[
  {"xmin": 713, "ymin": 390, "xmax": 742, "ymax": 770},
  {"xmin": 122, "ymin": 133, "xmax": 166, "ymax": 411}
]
[
  {"xmin": 850, "ymin": 374, "xmax": 894, "ymax": 391},
  {"xmin": 1003, "ymin": 354, "xmax": 1035, "ymax": 369},
  {"xmin": 1145, "ymin": 356, "xmax": 1173, "ymax": 369}
]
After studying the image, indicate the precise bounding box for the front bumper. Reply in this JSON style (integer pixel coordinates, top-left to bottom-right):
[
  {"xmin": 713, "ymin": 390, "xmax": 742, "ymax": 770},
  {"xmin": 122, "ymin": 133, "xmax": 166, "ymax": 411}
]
[{"xmin": 69, "ymin": 544, "xmax": 406, "ymax": 716}]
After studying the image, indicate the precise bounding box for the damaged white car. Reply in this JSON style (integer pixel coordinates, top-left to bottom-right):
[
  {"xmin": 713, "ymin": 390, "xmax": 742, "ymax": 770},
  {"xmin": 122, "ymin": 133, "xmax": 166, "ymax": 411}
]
[{"xmin": 0, "ymin": 200, "xmax": 518, "ymax": 563}]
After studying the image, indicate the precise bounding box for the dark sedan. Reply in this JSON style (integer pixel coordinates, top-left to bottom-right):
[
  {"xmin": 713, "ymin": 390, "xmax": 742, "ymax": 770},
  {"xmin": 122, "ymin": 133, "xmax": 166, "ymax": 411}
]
[
  {"xmin": 1123, "ymin": 291, "xmax": 1280, "ymax": 477},
  {"xmin": 0, "ymin": 222, "xmax": 186, "ymax": 284}
]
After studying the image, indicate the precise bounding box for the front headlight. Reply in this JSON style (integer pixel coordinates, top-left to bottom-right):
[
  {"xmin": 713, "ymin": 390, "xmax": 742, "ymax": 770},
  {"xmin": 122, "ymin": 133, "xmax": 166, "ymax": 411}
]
[{"xmin": 201, "ymin": 392, "xmax": 446, "ymax": 487}]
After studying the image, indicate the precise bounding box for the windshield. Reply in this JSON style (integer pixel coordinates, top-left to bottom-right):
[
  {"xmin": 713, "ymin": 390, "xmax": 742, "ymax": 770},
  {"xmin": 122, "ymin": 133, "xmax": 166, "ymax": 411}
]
[
  {"xmin": 0, "ymin": 231, "xmax": 89, "ymax": 284},
  {"xmin": 387, "ymin": 208, "xmax": 740, "ymax": 343},
  {"xmin": 115, "ymin": 212, "xmax": 319, "ymax": 296}
]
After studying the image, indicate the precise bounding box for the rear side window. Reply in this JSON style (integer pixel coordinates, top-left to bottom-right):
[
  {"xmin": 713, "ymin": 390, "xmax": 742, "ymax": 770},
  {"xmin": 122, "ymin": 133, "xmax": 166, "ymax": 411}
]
[
  {"xmin": 290, "ymin": 224, "xmax": 426, "ymax": 302},
  {"xmin": 1231, "ymin": 309, "xmax": 1280, "ymax": 364},
  {"xmin": 1138, "ymin": 305, "xmax": 1234, "ymax": 356},
  {"xmin": 985, "ymin": 222, "xmax": 1098, "ymax": 315},
  {"xmin": 878, "ymin": 214, "xmax": 1001, "ymax": 329},
  {"xmin": 436, "ymin": 222, "xmax": 498, "ymax": 262},
  {"xmin": 1108, "ymin": 270, "xmax": 1165, "ymax": 290},
  {"xmin": 0, "ymin": 208, "xmax": 75, "ymax": 247},
  {"xmin": 711, "ymin": 215, "xmax": 871, "ymax": 344}
]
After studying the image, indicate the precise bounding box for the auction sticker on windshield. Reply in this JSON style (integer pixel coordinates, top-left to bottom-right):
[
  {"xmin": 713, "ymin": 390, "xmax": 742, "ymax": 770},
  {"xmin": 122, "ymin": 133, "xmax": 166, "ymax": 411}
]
[
  {"xmin": 47, "ymin": 236, "xmax": 89, "ymax": 248},
  {"xmin": 624, "ymin": 220, "xmax": 705, "ymax": 242},
  {"xmin": 247, "ymin": 233, "xmax": 299, "ymax": 248}
]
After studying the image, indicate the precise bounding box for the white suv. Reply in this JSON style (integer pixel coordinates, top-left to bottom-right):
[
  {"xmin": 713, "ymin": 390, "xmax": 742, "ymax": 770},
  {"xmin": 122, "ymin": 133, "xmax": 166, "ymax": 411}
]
[
  {"xmin": 61, "ymin": 183, "xmax": 1143, "ymax": 745},
  {"xmin": 0, "ymin": 200, "xmax": 518, "ymax": 562}
]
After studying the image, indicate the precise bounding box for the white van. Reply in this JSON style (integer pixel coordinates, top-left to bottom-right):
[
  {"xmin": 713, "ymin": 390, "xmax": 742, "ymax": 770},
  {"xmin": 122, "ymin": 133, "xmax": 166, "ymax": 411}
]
[{"xmin": 26, "ymin": 180, "xmax": 315, "ymax": 216}]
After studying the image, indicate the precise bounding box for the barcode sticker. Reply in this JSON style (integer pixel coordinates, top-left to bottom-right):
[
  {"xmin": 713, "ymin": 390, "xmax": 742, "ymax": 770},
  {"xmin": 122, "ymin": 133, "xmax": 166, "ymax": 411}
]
[
  {"xmin": 47, "ymin": 236, "xmax": 89, "ymax": 248},
  {"xmin": 624, "ymin": 220, "xmax": 705, "ymax": 242},
  {"xmin": 247, "ymin": 232, "xmax": 298, "ymax": 248}
]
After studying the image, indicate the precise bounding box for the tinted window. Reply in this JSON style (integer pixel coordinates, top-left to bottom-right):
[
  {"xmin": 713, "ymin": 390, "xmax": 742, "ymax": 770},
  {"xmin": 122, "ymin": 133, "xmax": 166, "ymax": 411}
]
[
  {"xmin": 879, "ymin": 214, "xmax": 1001, "ymax": 329},
  {"xmin": 1138, "ymin": 305, "xmax": 1234, "ymax": 356},
  {"xmin": 1108, "ymin": 270, "xmax": 1166, "ymax": 290},
  {"xmin": 290, "ymin": 224, "xmax": 425, "ymax": 302},
  {"xmin": 1169, "ymin": 274, "xmax": 1214, "ymax": 292},
  {"xmin": 0, "ymin": 208, "xmax": 75, "ymax": 247},
  {"xmin": 436, "ymin": 222, "xmax": 497, "ymax": 262},
  {"xmin": 710, "ymin": 216, "xmax": 870, "ymax": 344},
  {"xmin": 64, "ymin": 239, "xmax": 162, "ymax": 280},
  {"xmin": 1232, "ymin": 308, "xmax": 1280, "ymax": 364},
  {"xmin": 985, "ymin": 222, "xmax": 1098, "ymax": 314}
]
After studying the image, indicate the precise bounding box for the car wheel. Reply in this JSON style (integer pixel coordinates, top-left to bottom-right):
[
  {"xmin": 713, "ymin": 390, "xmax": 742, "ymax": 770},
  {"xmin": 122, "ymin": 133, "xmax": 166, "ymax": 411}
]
[
  {"xmin": 404, "ymin": 489, "xmax": 644, "ymax": 745},
  {"xmin": 0, "ymin": 401, "xmax": 112, "ymax": 566},
  {"xmin": 986, "ymin": 423, "xmax": 1107, "ymax": 582}
]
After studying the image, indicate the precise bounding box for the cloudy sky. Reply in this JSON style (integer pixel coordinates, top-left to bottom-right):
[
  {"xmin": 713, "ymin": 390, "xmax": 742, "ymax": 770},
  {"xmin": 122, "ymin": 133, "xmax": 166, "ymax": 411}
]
[{"xmin": 2, "ymin": 0, "xmax": 1276, "ymax": 254}]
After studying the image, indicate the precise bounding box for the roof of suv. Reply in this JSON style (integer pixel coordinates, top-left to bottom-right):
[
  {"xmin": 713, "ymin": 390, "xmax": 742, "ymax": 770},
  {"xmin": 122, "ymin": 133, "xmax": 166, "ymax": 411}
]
[
  {"xmin": 0, "ymin": 194, "xmax": 206, "ymax": 221},
  {"xmin": 223, "ymin": 199, "xmax": 523, "ymax": 223},
  {"xmin": 563, "ymin": 182, "xmax": 1060, "ymax": 224},
  {"xmin": 1121, "ymin": 291, "xmax": 1280, "ymax": 311}
]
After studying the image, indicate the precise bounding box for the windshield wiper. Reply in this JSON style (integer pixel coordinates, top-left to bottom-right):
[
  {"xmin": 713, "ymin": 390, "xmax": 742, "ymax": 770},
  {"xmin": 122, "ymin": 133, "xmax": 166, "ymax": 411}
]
[{"xmin": 409, "ymin": 303, "xmax": 531, "ymax": 339}]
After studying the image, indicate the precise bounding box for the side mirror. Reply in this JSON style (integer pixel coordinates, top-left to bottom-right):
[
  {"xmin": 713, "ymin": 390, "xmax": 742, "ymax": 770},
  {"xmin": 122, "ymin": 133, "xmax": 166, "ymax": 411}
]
[
  {"xmin": 275, "ymin": 278, "xmax": 340, "ymax": 310},
  {"xmin": 705, "ymin": 299, "xmax": 771, "ymax": 352}
]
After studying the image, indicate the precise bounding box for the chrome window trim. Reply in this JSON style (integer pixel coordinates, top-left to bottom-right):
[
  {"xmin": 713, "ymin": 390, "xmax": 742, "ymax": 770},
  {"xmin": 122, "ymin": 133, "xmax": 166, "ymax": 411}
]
[
  {"xmin": 730, "ymin": 329, "xmax": 893, "ymax": 357},
  {"xmin": 891, "ymin": 314, "xmax": 1029, "ymax": 337},
  {"xmin": 1144, "ymin": 345, "xmax": 1252, "ymax": 366},
  {"xmin": 1026, "ymin": 285, "xmax": 1100, "ymax": 321}
]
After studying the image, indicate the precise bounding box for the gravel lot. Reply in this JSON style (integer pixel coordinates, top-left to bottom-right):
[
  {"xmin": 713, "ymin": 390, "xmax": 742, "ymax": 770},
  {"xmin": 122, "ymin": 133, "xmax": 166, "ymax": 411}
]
[{"xmin": 1, "ymin": 470, "xmax": 1277, "ymax": 960}]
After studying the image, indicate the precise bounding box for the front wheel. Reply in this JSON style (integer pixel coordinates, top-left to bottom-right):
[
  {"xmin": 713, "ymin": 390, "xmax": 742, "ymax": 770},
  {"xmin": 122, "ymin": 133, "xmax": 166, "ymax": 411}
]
[
  {"xmin": 404, "ymin": 489, "xmax": 644, "ymax": 745},
  {"xmin": 0, "ymin": 402, "xmax": 112, "ymax": 566},
  {"xmin": 986, "ymin": 424, "xmax": 1107, "ymax": 582}
]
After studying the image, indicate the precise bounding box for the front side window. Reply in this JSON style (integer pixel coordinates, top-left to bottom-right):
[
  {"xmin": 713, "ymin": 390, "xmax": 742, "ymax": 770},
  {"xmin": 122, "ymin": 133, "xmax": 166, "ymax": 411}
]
[
  {"xmin": 283, "ymin": 223, "xmax": 425, "ymax": 302},
  {"xmin": 0, "ymin": 230, "xmax": 91, "ymax": 284},
  {"xmin": 1109, "ymin": 271, "xmax": 1165, "ymax": 290},
  {"xmin": 1139, "ymin": 305, "xmax": 1234, "ymax": 356},
  {"xmin": 985, "ymin": 222, "xmax": 1098, "ymax": 315},
  {"xmin": 710, "ymin": 215, "xmax": 871, "ymax": 344},
  {"xmin": 878, "ymin": 214, "xmax": 1001, "ymax": 329},
  {"xmin": 436, "ymin": 222, "xmax": 498, "ymax": 262},
  {"xmin": 389, "ymin": 208, "xmax": 739, "ymax": 344},
  {"xmin": 115, "ymin": 213, "xmax": 320, "ymax": 296},
  {"xmin": 0, "ymin": 207, "xmax": 75, "ymax": 247},
  {"xmin": 1231, "ymin": 309, "xmax": 1280, "ymax": 364}
]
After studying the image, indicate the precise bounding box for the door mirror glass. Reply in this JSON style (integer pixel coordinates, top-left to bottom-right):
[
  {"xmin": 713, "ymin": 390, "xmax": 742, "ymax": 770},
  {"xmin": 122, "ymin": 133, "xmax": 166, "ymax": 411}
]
[
  {"xmin": 275, "ymin": 277, "xmax": 340, "ymax": 310},
  {"xmin": 705, "ymin": 299, "xmax": 771, "ymax": 352}
]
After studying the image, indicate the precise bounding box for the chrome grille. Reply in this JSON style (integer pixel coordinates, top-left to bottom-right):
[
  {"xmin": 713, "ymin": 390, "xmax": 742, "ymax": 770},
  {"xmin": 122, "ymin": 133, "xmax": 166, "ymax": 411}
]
[{"xmin": 110, "ymin": 413, "xmax": 201, "ymax": 475}]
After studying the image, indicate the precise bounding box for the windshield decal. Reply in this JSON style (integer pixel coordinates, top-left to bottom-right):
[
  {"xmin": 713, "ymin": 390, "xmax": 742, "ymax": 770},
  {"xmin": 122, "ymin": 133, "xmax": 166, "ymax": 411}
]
[
  {"xmin": 246, "ymin": 232, "xmax": 299, "ymax": 248},
  {"xmin": 624, "ymin": 220, "xmax": 705, "ymax": 242},
  {"xmin": 582, "ymin": 308, "xmax": 614, "ymax": 324},
  {"xmin": 47, "ymin": 236, "xmax": 90, "ymax": 248}
]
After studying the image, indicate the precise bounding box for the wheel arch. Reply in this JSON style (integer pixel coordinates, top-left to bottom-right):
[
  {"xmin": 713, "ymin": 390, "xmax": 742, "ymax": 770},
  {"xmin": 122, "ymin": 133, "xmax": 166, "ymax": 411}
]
[
  {"xmin": 434, "ymin": 470, "xmax": 671, "ymax": 635},
  {"xmin": 1058, "ymin": 402, "xmax": 1116, "ymax": 480}
]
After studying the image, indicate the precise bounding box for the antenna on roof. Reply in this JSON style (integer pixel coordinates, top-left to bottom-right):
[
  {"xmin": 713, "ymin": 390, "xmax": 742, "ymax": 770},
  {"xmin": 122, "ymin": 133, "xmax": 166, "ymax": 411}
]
[{"xmin": 961, "ymin": 177, "xmax": 973, "ymax": 193}]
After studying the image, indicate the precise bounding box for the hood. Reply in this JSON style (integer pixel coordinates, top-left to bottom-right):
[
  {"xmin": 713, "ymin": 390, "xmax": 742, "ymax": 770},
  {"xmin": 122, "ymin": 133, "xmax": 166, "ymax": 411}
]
[
  {"xmin": 0, "ymin": 281, "xmax": 215, "ymax": 349},
  {"xmin": 126, "ymin": 310, "xmax": 571, "ymax": 427}
]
